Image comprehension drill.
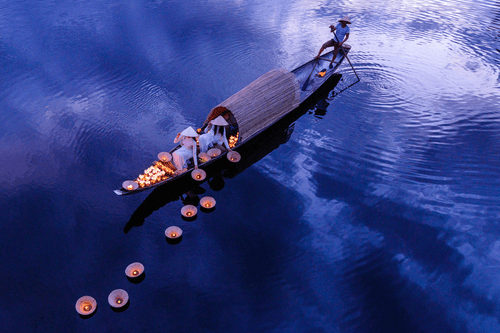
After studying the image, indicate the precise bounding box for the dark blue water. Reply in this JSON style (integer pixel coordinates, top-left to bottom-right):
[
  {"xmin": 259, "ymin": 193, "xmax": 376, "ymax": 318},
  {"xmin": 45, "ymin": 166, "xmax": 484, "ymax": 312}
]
[{"xmin": 1, "ymin": 0, "xmax": 500, "ymax": 332}]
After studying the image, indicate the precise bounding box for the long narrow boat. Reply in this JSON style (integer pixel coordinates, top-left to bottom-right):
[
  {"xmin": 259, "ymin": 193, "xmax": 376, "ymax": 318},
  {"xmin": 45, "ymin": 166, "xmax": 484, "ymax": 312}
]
[
  {"xmin": 114, "ymin": 47, "xmax": 352, "ymax": 195},
  {"xmin": 124, "ymin": 73, "xmax": 344, "ymax": 233}
]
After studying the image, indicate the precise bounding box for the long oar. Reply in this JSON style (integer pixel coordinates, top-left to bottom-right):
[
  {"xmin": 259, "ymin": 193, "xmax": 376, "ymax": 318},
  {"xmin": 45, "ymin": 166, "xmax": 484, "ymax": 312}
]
[
  {"xmin": 301, "ymin": 58, "xmax": 319, "ymax": 91},
  {"xmin": 332, "ymin": 33, "xmax": 360, "ymax": 81}
]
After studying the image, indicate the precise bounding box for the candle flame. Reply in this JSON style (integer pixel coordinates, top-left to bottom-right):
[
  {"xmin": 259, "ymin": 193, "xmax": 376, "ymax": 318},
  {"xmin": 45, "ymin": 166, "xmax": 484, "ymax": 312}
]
[
  {"xmin": 127, "ymin": 185, "xmax": 133, "ymax": 190},
  {"xmin": 205, "ymin": 203, "xmax": 211, "ymax": 208},
  {"xmin": 132, "ymin": 270, "xmax": 139, "ymax": 276},
  {"xmin": 117, "ymin": 298, "xmax": 123, "ymax": 304},
  {"xmin": 83, "ymin": 304, "xmax": 92, "ymax": 312},
  {"xmin": 171, "ymin": 233, "xmax": 176, "ymax": 237}
]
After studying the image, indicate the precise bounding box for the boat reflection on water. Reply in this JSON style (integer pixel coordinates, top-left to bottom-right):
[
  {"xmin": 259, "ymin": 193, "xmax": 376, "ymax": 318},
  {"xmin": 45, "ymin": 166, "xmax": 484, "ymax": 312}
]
[{"xmin": 124, "ymin": 73, "xmax": 345, "ymax": 233}]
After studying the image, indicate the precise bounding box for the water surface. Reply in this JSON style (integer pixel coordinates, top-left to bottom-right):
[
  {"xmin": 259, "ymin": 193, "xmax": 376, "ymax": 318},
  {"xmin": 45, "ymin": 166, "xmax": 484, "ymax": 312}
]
[{"xmin": 1, "ymin": 0, "xmax": 500, "ymax": 332}]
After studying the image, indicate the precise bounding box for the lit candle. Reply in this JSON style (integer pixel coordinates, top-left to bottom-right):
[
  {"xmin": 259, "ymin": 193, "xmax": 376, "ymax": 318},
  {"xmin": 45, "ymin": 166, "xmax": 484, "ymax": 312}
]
[
  {"xmin": 108, "ymin": 289, "xmax": 128, "ymax": 308},
  {"xmin": 165, "ymin": 226, "xmax": 182, "ymax": 239},
  {"xmin": 205, "ymin": 203, "xmax": 211, "ymax": 208},
  {"xmin": 132, "ymin": 270, "xmax": 139, "ymax": 276},
  {"xmin": 186, "ymin": 212, "xmax": 192, "ymax": 216},
  {"xmin": 127, "ymin": 185, "xmax": 133, "ymax": 190},
  {"xmin": 83, "ymin": 304, "xmax": 92, "ymax": 312}
]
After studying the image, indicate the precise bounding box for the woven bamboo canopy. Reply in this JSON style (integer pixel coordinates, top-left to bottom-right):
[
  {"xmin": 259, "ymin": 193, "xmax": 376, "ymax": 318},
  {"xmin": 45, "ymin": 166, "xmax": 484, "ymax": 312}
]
[{"xmin": 204, "ymin": 69, "xmax": 301, "ymax": 142}]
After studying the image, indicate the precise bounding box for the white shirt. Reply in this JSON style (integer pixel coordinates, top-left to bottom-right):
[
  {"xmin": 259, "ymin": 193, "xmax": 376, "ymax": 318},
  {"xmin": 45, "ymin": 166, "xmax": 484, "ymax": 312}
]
[{"xmin": 334, "ymin": 23, "xmax": 350, "ymax": 43}]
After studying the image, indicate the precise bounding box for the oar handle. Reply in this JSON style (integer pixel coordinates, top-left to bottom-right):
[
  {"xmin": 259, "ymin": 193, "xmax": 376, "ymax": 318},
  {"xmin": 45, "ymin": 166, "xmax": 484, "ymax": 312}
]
[{"xmin": 333, "ymin": 32, "xmax": 360, "ymax": 81}]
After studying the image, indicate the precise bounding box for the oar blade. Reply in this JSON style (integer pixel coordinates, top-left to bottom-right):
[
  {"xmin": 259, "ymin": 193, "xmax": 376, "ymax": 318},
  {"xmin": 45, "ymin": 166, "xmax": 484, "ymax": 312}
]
[{"xmin": 301, "ymin": 77, "xmax": 311, "ymax": 91}]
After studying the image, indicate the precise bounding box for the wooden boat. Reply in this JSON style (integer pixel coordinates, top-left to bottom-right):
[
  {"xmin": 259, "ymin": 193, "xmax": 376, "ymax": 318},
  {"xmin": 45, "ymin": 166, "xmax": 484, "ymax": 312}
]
[
  {"xmin": 124, "ymin": 73, "xmax": 344, "ymax": 233},
  {"xmin": 114, "ymin": 47, "xmax": 353, "ymax": 195}
]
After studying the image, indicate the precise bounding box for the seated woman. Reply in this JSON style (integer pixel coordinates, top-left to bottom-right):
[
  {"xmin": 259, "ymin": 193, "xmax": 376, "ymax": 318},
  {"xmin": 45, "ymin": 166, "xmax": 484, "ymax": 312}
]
[
  {"xmin": 199, "ymin": 116, "xmax": 231, "ymax": 153},
  {"xmin": 172, "ymin": 126, "xmax": 199, "ymax": 172}
]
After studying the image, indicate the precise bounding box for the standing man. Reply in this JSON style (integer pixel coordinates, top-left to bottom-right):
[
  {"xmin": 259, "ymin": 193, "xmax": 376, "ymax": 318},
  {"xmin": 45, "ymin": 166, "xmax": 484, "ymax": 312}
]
[{"xmin": 315, "ymin": 16, "xmax": 351, "ymax": 68}]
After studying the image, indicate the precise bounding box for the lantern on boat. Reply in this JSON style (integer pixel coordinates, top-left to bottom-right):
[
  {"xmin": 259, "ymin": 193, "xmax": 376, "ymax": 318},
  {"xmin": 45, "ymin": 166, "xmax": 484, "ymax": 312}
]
[
  {"xmin": 125, "ymin": 262, "xmax": 144, "ymax": 279},
  {"xmin": 228, "ymin": 133, "xmax": 239, "ymax": 148},
  {"xmin": 207, "ymin": 148, "xmax": 221, "ymax": 158},
  {"xmin": 165, "ymin": 226, "xmax": 183, "ymax": 239},
  {"xmin": 181, "ymin": 205, "xmax": 197, "ymax": 218},
  {"xmin": 199, "ymin": 152, "xmax": 211, "ymax": 163},
  {"xmin": 122, "ymin": 180, "xmax": 138, "ymax": 191},
  {"xmin": 75, "ymin": 296, "xmax": 97, "ymax": 316},
  {"xmin": 227, "ymin": 151, "xmax": 241, "ymax": 163},
  {"xmin": 108, "ymin": 289, "xmax": 129, "ymax": 308},
  {"xmin": 157, "ymin": 152, "xmax": 172, "ymax": 162},
  {"xmin": 200, "ymin": 196, "xmax": 216, "ymax": 209},
  {"xmin": 191, "ymin": 169, "xmax": 206, "ymax": 181}
]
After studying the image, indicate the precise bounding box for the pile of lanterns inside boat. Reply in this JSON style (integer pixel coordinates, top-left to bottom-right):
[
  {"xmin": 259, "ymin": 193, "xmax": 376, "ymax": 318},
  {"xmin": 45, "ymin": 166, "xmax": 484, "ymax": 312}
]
[
  {"xmin": 228, "ymin": 133, "xmax": 238, "ymax": 148},
  {"xmin": 136, "ymin": 161, "xmax": 176, "ymax": 188},
  {"xmin": 122, "ymin": 131, "xmax": 240, "ymax": 191}
]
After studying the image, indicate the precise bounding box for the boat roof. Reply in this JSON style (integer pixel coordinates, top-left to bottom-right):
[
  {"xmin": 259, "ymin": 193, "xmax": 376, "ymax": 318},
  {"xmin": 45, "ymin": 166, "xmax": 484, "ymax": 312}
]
[{"xmin": 204, "ymin": 69, "xmax": 301, "ymax": 143}]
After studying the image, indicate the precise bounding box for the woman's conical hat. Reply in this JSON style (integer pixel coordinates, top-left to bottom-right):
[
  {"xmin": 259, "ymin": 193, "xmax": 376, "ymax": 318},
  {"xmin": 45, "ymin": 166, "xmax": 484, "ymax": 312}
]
[
  {"xmin": 180, "ymin": 126, "xmax": 199, "ymax": 137},
  {"xmin": 210, "ymin": 116, "xmax": 229, "ymax": 126},
  {"xmin": 338, "ymin": 16, "xmax": 351, "ymax": 24}
]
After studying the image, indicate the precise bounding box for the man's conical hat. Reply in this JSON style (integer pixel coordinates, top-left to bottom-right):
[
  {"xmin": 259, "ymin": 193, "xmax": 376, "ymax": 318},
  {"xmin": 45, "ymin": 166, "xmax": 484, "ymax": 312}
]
[
  {"xmin": 210, "ymin": 115, "xmax": 229, "ymax": 126},
  {"xmin": 180, "ymin": 126, "xmax": 199, "ymax": 137},
  {"xmin": 338, "ymin": 16, "xmax": 351, "ymax": 24}
]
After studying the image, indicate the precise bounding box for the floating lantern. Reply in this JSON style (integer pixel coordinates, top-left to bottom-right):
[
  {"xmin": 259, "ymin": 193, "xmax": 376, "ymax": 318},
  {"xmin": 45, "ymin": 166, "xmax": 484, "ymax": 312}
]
[
  {"xmin": 122, "ymin": 180, "xmax": 139, "ymax": 191},
  {"xmin": 165, "ymin": 226, "xmax": 183, "ymax": 239},
  {"xmin": 181, "ymin": 205, "xmax": 197, "ymax": 218},
  {"xmin": 207, "ymin": 148, "xmax": 221, "ymax": 158},
  {"xmin": 191, "ymin": 169, "xmax": 206, "ymax": 181},
  {"xmin": 199, "ymin": 152, "xmax": 211, "ymax": 163},
  {"xmin": 108, "ymin": 289, "xmax": 129, "ymax": 308},
  {"xmin": 125, "ymin": 262, "xmax": 144, "ymax": 279},
  {"xmin": 157, "ymin": 152, "xmax": 172, "ymax": 162},
  {"xmin": 227, "ymin": 151, "xmax": 241, "ymax": 163},
  {"xmin": 75, "ymin": 296, "xmax": 97, "ymax": 316},
  {"xmin": 200, "ymin": 196, "xmax": 216, "ymax": 209}
]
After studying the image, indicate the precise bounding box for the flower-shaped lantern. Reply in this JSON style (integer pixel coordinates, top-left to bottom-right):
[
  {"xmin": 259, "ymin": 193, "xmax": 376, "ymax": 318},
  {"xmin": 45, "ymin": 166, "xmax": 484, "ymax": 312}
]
[
  {"xmin": 108, "ymin": 289, "xmax": 129, "ymax": 308},
  {"xmin": 191, "ymin": 169, "xmax": 206, "ymax": 181},
  {"xmin": 75, "ymin": 296, "xmax": 97, "ymax": 316},
  {"xmin": 207, "ymin": 148, "xmax": 221, "ymax": 158},
  {"xmin": 165, "ymin": 226, "xmax": 183, "ymax": 239},
  {"xmin": 181, "ymin": 205, "xmax": 197, "ymax": 218},
  {"xmin": 125, "ymin": 262, "xmax": 144, "ymax": 279},
  {"xmin": 122, "ymin": 180, "xmax": 139, "ymax": 191},
  {"xmin": 227, "ymin": 151, "xmax": 241, "ymax": 163},
  {"xmin": 157, "ymin": 152, "xmax": 172, "ymax": 162},
  {"xmin": 200, "ymin": 196, "xmax": 216, "ymax": 210}
]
